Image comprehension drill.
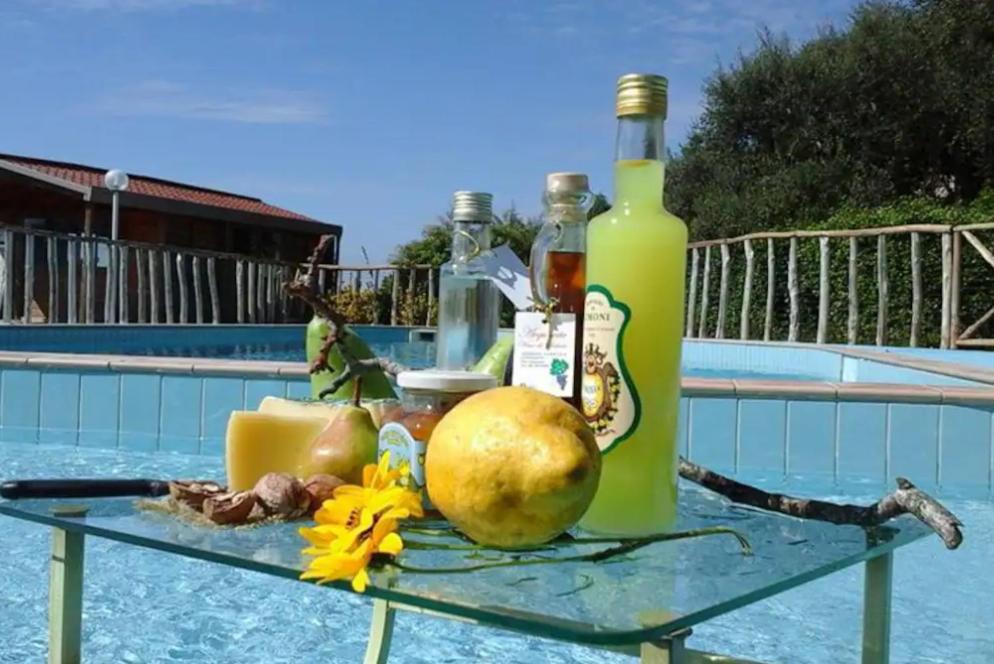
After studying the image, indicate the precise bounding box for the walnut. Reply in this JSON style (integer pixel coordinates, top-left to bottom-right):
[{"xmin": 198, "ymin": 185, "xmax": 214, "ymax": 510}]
[
  {"xmin": 253, "ymin": 473, "xmax": 311, "ymax": 519},
  {"xmin": 303, "ymin": 474, "xmax": 346, "ymax": 513},
  {"xmin": 202, "ymin": 491, "xmax": 256, "ymax": 525},
  {"xmin": 169, "ymin": 480, "xmax": 225, "ymax": 509}
]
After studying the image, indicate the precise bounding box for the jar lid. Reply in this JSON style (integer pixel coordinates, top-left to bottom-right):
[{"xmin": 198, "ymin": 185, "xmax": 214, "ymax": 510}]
[{"xmin": 396, "ymin": 370, "xmax": 497, "ymax": 393}]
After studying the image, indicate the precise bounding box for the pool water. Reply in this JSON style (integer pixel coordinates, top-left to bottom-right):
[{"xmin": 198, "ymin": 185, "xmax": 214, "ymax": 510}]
[{"xmin": 0, "ymin": 443, "xmax": 985, "ymax": 663}]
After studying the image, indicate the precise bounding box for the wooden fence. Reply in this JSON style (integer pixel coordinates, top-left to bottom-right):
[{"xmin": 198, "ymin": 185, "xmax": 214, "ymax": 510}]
[
  {"xmin": 0, "ymin": 225, "xmax": 435, "ymax": 326},
  {"xmin": 686, "ymin": 223, "xmax": 994, "ymax": 349}
]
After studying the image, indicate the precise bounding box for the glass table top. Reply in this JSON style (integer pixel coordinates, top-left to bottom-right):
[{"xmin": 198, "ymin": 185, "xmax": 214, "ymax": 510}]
[{"xmin": 0, "ymin": 484, "xmax": 929, "ymax": 647}]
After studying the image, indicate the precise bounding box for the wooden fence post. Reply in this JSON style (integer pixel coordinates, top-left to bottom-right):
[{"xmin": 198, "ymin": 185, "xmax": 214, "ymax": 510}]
[
  {"xmin": 740, "ymin": 240, "xmax": 754, "ymax": 340},
  {"xmin": 951, "ymin": 230, "xmax": 962, "ymax": 346},
  {"xmin": 149, "ymin": 249, "xmax": 160, "ymax": 324},
  {"xmin": 817, "ymin": 236, "xmax": 829, "ymax": 344},
  {"xmin": 940, "ymin": 232, "xmax": 952, "ymax": 348},
  {"xmin": 47, "ymin": 236, "xmax": 58, "ymax": 324},
  {"xmin": 787, "ymin": 237, "xmax": 799, "ymax": 342},
  {"xmin": 162, "ymin": 250, "xmax": 174, "ymax": 324},
  {"xmin": 698, "ymin": 246, "xmax": 711, "ymax": 338},
  {"xmin": 236, "ymin": 260, "xmax": 245, "ymax": 324},
  {"xmin": 910, "ymin": 232, "xmax": 921, "ymax": 347},
  {"xmin": 192, "ymin": 255, "xmax": 204, "ymax": 325},
  {"xmin": 716, "ymin": 243, "xmax": 730, "ymax": 339},
  {"xmin": 390, "ymin": 268, "xmax": 400, "ymax": 326},
  {"xmin": 426, "ymin": 268, "xmax": 435, "ymax": 327},
  {"xmin": 3, "ymin": 228, "xmax": 13, "ymax": 323},
  {"xmin": 764, "ymin": 239, "xmax": 775, "ymax": 341},
  {"xmin": 686, "ymin": 247, "xmax": 699, "ymax": 338},
  {"xmin": 23, "ymin": 233, "xmax": 34, "ymax": 324},
  {"xmin": 176, "ymin": 254, "xmax": 189, "ymax": 324},
  {"xmin": 876, "ymin": 235, "xmax": 888, "ymax": 346},
  {"xmin": 67, "ymin": 239, "xmax": 78, "ymax": 325},
  {"xmin": 247, "ymin": 261, "xmax": 257, "ymax": 324},
  {"xmin": 118, "ymin": 245, "xmax": 129, "ymax": 324},
  {"xmin": 136, "ymin": 249, "xmax": 146, "ymax": 324},
  {"xmin": 208, "ymin": 258, "xmax": 220, "ymax": 325},
  {"xmin": 848, "ymin": 237, "xmax": 859, "ymax": 345}
]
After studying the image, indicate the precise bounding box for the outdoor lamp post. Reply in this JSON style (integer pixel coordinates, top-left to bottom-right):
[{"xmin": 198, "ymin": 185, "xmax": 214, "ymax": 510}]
[{"xmin": 103, "ymin": 169, "xmax": 129, "ymax": 324}]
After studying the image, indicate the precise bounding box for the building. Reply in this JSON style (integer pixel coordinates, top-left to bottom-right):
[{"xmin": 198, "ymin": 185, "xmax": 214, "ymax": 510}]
[
  {"xmin": 0, "ymin": 154, "xmax": 341, "ymax": 263},
  {"xmin": 0, "ymin": 154, "xmax": 342, "ymax": 323}
]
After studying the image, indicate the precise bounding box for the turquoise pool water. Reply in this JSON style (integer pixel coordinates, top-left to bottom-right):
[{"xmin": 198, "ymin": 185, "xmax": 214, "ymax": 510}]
[{"xmin": 0, "ymin": 442, "xmax": 984, "ymax": 663}]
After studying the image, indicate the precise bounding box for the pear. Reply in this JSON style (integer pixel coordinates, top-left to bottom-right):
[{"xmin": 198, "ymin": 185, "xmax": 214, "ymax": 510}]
[{"xmin": 301, "ymin": 405, "xmax": 379, "ymax": 485}]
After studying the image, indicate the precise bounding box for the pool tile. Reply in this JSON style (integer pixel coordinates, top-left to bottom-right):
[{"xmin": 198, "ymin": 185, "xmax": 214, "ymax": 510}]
[
  {"xmin": 888, "ymin": 404, "xmax": 940, "ymax": 489},
  {"xmin": 687, "ymin": 397, "xmax": 736, "ymax": 472},
  {"xmin": 78, "ymin": 373, "xmax": 121, "ymax": 448},
  {"xmin": 202, "ymin": 377, "xmax": 244, "ymax": 457},
  {"xmin": 119, "ymin": 374, "xmax": 162, "ymax": 453},
  {"xmin": 286, "ymin": 380, "xmax": 311, "ymax": 400},
  {"xmin": 787, "ymin": 401, "xmax": 837, "ymax": 476},
  {"xmin": 244, "ymin": 379, "xmax": 288, "ymax": 410},
  {"xmin": 39, "ymin": 371, "xmax": 80, "ymax": 446},
  {"xmin": 1, "ymin": 369, "xmax": 42, "ymax": 444},
  {"xmin": 737, "ymin": 399, "xmax": 787, "ymax": 473},
  {"xmin": 160, "ymin": 376, "xmax": 204, "ymax": 454},
  {"xmin": 678, "ymin": 397, "xmax": 689, "ymax": 458},
  {"xmin": 938, "ymin": 405, "xmax": 992, "ymax": 488},
  {"xmin": 837, "ymin": 402, "xmax": 887, "ymax": 481}
]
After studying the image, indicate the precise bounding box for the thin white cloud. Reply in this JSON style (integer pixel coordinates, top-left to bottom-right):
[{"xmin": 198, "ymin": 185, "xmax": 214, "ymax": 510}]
[
  {"xmin": 96, "ymin": 80, "xmax": 328, "ymax": 125},
  {"xmin": 19, "ymin": 0, "xmax": 263, "ymax": 10}
]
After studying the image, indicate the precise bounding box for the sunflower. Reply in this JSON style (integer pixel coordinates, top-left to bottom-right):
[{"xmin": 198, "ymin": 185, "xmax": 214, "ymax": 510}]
[{"xmin": 299, "ymin": 452, "xmax": 420, "ymax": 592}]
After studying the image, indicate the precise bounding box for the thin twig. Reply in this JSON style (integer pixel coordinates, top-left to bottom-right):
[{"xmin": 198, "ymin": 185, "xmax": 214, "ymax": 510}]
[
  {"xmin": 678, "ymin": 457, "xmax": 964, "ymax": 549},
  {"xmin": 385, "ymin": 526, "xmax": 750, "ymax": 575}
]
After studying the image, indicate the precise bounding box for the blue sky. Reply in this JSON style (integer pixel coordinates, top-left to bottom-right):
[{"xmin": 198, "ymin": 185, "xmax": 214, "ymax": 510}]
[{"xmin": 1, "ymin": 0, "xmax": 860, "ymax": 263}]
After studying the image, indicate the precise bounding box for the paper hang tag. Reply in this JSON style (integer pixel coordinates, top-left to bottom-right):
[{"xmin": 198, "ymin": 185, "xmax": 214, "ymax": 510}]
[
  {"xmin": 512, "ymin": 311, "xmax": 577, "ymax": 398},
  {"xmin": 475, "ymin": 244, "xmax": 533, "ymax": 311}
]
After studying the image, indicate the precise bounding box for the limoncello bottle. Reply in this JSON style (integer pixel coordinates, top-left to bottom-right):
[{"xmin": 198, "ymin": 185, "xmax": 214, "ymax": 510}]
[{"xmin": 580, "ymin": 74, "xmax": 687, "ymax": 535}]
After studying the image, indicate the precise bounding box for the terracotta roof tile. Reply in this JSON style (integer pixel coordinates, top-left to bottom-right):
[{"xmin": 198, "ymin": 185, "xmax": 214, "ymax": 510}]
[{"xmin": 0, "ymin": 154, "xmax": 321, "ymax": 224}]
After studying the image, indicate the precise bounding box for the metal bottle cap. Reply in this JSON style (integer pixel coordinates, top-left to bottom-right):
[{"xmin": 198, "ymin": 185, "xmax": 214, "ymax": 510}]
[
  {"xmin": 616, "ymin": 73, "xmax": 668, "ymax": 118},
  {"xmin": 452, "ymin": 191, "xmax": 493, "ymax": 222},
  {"xmin": 545, "ymin": 172, "xmax": 589, "ymax": 195}
]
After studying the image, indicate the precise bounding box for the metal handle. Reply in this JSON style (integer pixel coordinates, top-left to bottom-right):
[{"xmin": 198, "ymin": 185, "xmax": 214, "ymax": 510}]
[{"xmin": 0, "ymin": 479, "xmax": 170, "ymax": 499}]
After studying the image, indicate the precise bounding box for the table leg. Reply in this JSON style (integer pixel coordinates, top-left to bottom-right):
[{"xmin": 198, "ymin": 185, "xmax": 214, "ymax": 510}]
[
  {"xmin": 640, "ymin": 628, "xmax": 689, "ymax": 663},
  {"xmin": 861, "ymin": 552, "xmax": 893, "ymax": 664},
  {"xmin": 363, "ymin": 599, "xmax": 396, "ymax": 664},
  {"xmin": 48, "ymin": 527, "xmax": 85, "ymax": 664}
]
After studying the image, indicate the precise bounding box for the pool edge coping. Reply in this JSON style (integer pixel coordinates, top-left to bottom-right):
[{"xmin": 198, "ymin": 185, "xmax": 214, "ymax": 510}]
[{"xmin": 1, "ymin": 348, "xmax": 992, "ymax": 406}]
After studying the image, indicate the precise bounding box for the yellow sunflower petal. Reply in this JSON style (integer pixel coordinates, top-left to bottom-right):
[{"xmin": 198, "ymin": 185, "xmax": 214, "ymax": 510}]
[
  {"xmin": 377, "ymin": 532, "xmax": 404, "ymax": 556},
  {"xmin": 351, "ymin": 567, "xmax": 370, "ymax": 593}
]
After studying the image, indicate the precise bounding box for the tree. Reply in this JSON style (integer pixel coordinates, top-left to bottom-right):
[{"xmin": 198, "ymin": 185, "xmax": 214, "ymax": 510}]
[
  {"xmin": 666, "ymin": 0, "xmax": 994, "ymax": 240},
  {"xmin": 390, "ymin": 208, "xmax": 542, "ymax": 268}
]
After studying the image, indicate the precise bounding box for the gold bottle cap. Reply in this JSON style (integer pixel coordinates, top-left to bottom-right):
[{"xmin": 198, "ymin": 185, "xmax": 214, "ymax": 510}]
[
  {"xmin": 545, "ymin": 172, "xmax": 589, "ymax": 195},
  {"xmin": 452, "ymin": 191, "xmax": 493, "ymax": 223},
  {"xmin": 615, "ymin": 73, "xmax": 668, "ymax": 118}
]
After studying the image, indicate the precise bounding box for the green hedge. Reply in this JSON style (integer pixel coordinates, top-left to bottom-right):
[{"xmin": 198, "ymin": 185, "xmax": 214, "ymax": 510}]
[{"xmin": 689, "ymin": 191, "xmax": 994, "ymax": 347}]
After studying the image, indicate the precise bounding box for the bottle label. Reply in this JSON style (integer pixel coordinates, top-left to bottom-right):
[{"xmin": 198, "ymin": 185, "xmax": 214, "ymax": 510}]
[
  {"xmin": 511, "ymin": 311, "xmax": 577, "ymax": 397},
  {"xmin": 377, "ymin": 422, "xmax": 431, "ymax": 508},
  {"xmin": 581, "ymin": 286, "xmax": 641, "ymax": 453}
]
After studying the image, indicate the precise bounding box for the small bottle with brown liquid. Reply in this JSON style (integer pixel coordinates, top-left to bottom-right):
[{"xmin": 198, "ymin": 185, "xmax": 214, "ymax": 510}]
[{"xmin": 526, "ymin": 172, "xmax": 591, "ymax": 407}]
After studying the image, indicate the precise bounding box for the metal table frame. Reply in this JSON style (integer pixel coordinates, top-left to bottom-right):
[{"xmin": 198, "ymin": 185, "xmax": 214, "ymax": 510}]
[{"xmin": 46, "ymin": 522, "xmax": 895, "ymax": 664}]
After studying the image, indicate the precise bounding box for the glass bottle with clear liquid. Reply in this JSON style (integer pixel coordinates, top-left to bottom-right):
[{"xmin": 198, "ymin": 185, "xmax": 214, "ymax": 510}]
[
  {"xmin": 435, "ymin": 191, "xmax": 500, "ymax": 370},
  {"xmin": 580, "ymin": 74, "xmax": 687, "ymax": 536}
]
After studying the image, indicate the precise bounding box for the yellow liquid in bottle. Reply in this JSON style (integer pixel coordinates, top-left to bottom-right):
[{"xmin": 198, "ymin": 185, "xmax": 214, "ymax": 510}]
[{"xmin": 579, "ymin": 159, "xmax": 687, "ymax": 535}]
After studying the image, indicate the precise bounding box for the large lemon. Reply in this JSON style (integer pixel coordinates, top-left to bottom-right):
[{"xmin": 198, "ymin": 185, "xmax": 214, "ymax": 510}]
[{"xmin": 425, "ymin": 386, "xmax": 601, "ymax": 547}]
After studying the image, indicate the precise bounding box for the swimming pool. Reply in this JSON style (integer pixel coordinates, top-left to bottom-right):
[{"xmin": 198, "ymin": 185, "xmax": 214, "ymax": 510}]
[{"xmin": 0, "ymin": 442, "xmax": 985, "ymax": 663}]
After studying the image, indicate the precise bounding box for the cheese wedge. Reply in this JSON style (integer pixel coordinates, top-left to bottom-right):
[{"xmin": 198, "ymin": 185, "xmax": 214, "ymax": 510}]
[
  {"xmin": 258, "ymin": 396, "xmax": 402, "ymax": 430},
  {"xmin": 225, "ymin": 411, "xmax": 329, "ymax": 491}
]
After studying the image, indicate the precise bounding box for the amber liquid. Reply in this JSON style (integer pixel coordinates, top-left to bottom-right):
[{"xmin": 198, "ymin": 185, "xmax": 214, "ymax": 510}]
[{"xmin": 545, "ymin": 251, "xmax": 586, "ymax": 408}]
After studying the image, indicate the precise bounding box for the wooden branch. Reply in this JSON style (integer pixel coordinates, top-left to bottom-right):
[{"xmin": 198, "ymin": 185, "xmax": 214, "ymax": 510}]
[
  {"xmin": 305, "ymin": 234, "xmax": 335, "ymax": 295},
  {"xmin": 678, "ymin": 457, "xmax": 963, "ymax": 549},
  {"xmin": 316, "ymin": 358, "xmax": 406, "ymax": 400}
]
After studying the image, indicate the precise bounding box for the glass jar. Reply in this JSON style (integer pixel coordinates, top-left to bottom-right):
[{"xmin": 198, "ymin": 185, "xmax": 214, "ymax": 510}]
[{"xmin": 378, "ymin": 370, "xmax": 497, "ymax": 507}]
